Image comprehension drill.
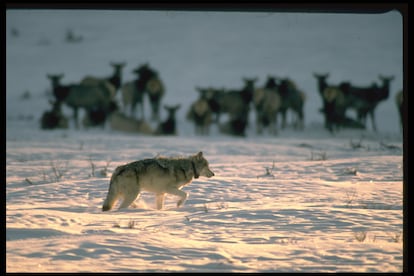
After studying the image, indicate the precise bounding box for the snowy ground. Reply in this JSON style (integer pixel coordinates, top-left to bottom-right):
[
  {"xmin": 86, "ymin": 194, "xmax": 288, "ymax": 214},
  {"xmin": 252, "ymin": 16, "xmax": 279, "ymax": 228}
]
[{"xmin": 6, "ymin": 8, "xmax": 404, "ymax": 272}]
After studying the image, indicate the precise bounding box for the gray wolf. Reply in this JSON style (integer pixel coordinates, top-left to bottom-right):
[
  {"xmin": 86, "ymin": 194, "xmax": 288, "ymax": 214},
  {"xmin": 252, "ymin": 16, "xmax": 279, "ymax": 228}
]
[{"xmin": 102, "ymin": 152, "xmax": 214, "ymax": 211}]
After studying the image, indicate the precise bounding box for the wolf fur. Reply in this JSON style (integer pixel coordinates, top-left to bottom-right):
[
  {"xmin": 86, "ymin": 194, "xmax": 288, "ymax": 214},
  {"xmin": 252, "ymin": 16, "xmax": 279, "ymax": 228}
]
[{"xmin": 102, "ymin": 152, "xmax": 214, "ymax": 211}]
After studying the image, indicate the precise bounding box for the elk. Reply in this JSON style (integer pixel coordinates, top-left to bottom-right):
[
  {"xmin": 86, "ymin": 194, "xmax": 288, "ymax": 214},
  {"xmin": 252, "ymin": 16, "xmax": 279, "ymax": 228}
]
[
  {"xmin": 146, "ymin": 75, "xmax": 165, "ymax": 121},
  {"xmin": 82, "ymin": 101, "xmax": 119, "ymax": 128},
  {"xmin": 201, "ymin": 78, "xmax": 257, "ymax": 125},
  {"xmin": 314, "ymin": 73, "xmax": 376, "ymax": 132},
  {"xmin": 313, "ymin": 73, "xmax": 330, "ymax": 129},
  {"xmin": 277, "ymin": 78, "xmax": 305, "ymax": 130},
  {"xmin": 218, "ymin": 112, "xmax": 249, "ymax": 137},
  {"xmin": 194, "ymin": 87, "xmax": 224, "ymax": 123},
  {"xmin": 81, "ymin": 94, "xmax": 153, "ymax": 134},
  {"xmin": 121, "ymin": 77, "xmax": 146, "ymax": 120},
  {"xmin": 253, "ymin": 76, "xmax": 281, "ymax": 135},
  {"xmin": 40, "ymin": 99, "xmax": 68, "ymax": 130},
  {"xmin": 220, "ymin": 78, "xmax": 256, "ymax": 121},
  {"xmin": 321, "ymin": 85, "xmax": 355, "ymax": 133},
  {"xmin": 122, "ymin": 63, "xmax": 165, "ymax": 121},
  {"xmin": 341, "ymin": 75, "xmax": 394, "ymax": 131},
  {"xmin": 155, "ymin": 104, "xmax": 181, "ymax": 135},
  {"xmin": 187, "ymin": 94, "xmax": 213, "ymax": 135},
  {"xmin": 109, "ymin": 111, "xmax": 153, "ymax": 134},
  {"xmin": 47, "ymin": 74, "xmax": 115, "ymax": 128},
  {"xmin": 313, "ymin": 73, "xmax": 364, "ymax": 133}
]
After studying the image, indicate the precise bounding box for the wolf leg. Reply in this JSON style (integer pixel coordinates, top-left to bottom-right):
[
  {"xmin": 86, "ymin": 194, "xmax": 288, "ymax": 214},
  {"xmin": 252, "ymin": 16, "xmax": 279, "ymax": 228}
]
[
  {"xmin": 166, "ymin": 188, "xmax": 188, "ymax": 208},
  {"xmin": 102, "ymin": 182, "xmax": 120, "ymax": 211},
  {"xmin": 155, "ymin": 193, "xmax": 165, "ymax": 210},
  {"xmin": 102, "ymin": 192, "xmax": 118, "ymax": 211},
  {"xmin": 119, "ymin": 191, "xmax": 140, "ymax": 209},
  {"xmin": 116, "ymin": 172, "xmax": 141, "ymax": 209}
]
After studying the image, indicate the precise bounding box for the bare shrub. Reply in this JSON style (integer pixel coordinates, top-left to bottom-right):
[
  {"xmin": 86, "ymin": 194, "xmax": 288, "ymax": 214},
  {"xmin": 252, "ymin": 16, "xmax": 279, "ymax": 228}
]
[
  {"xmin": 99, "ymin": 160, "xmax": 111, "ymax": 177},
  {"xmin": 257, "ymin": 161, "xmax": 275, "ymax": 178},
  {"xmin": 128, "ymin": 220, "xmax": 137, "ymax": 229},
  {"xmin": 389, "ymin": 231, "xmax": 402, "ymax": 243},
  {"xmin": 354, "ymin": 231, "xmax": 367, "ymax": 242},
  {"xmin": 50, "ymin": 160, "xmax": 68, "ymax": 182},
  {"xmin": 89, "ymin": 157, "xmax": 96, "ymax": 177},
  {"xmin": 345, "ymin": 188, "xmax": 358, "ymax": 207},
  {"xmin": 89, "ymin": 158, "xmax": 111, "ymax": 177},
  {"xmin": 309, "ymin": 151, "xmax": 327, "ymax": 161},
  {"xmin": 349, "ymin": 138, "xmax": 364, "ymax": 149}
]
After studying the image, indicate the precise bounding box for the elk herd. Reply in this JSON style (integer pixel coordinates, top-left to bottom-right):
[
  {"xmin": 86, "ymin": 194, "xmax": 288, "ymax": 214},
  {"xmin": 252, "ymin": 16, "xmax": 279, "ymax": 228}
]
[
  {"xmin": 313, "ymin": 73, "xmax": 401, "ymax": 133},
  {"xmin": 40, "ymin": 62, "xmax": 403, "ymax": 136}
]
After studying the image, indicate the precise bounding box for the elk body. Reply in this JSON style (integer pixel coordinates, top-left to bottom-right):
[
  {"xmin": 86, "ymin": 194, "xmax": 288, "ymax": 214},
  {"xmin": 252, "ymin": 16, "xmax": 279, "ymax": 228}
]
[
  {"xmin": 341, "ymin": 75, "xmax": 394, "ymax": 131},
  {"xmin": 253, "ymin": 77, "xmax": 282, "ymax": 135},
  {"xmin": 121, "ymin": 63, "xmax": 165, "ymax": 121},
  {"xmin": 155, "ymin": 104, "xmax": 181, "ymax": 135},
  {"xmin": 277, "ymin": 78, "xmax": 305, "ymax": 130},
  {"xmin": 40, "ymin": 100, "xmax": 68, "ymax": 129},
  {"xmin": 81, "ymin": 62, "xmax": 126, "ymax": 94},
  {"xmin": 47, "ymin": 74, "xmax": 116, "ymax": 128},
  {"xmin": 199, "ymin": 78, "xmax": 257, "ymax": 136},
  {"xmin": 109, "ymin": 111, "xmax": 153, "ymax": 134},
  {"xmin": 187, "ymin": 95, "xmax": 213, "ymax": 135},
  {"xmin": 313, "ymin": 73, "xmax": 364, "ymax": 133}
]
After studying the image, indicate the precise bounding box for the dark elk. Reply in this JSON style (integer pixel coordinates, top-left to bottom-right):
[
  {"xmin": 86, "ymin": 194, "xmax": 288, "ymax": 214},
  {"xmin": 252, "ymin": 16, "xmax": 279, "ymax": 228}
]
[
  {"xmin": 313, "ymin": 72, "xmax": 350, "ymax": 132},
  {"xmin": 320, "ymin": 85, "xmax": 359, "ymax": 133},
  {"xmin": 155, "ymin": 104, "xmax": 181, "ymax": 135},
  {"xmin": 341, "ymin": 75, "xmax": 394, "ymax": 132},
  {"xmin": 123, "ymin": 63, "xmax": 165, "ymax": 121},
  {"xmin": 81, "ymin": 62, "xmax": 126, "ymax": 127},
  {"xmin": 313, "ymin": 73, "xmax": 331, "ymax": 129},
  {"xmin": 40, "ymin": 100, "xmax": 68, "ymax": 129},
  {"xmin": 276, "ymin": 77, "xmax": 306, "ymax": 130},
  {"xmin": 121, "ymin": 63, "xmax": 165, "ymax": 121},
  {"xmin": 82, "ymin": 101, "xmax": 119, "ymax": 128},
  {"xmin": 199, "ymin": 78, "xmax": 257, "ymax": 136},
  {"xmin": 313, "ymin": 73, "xmax": 364, "ymax": 133},
  {"xmin": 47, "ymin": 74, "xmax": 116, "ymax": 128},
  {"xmin": 81, "ymin": 100, "xmax": 154, "ymax": 133},
  {"xmin": 194, "ymin": 87, "xmax": 223, "ymax": 123},
  {"xmin": 216, "ymin": 78, "xmax": 256, "ymax": 124}
]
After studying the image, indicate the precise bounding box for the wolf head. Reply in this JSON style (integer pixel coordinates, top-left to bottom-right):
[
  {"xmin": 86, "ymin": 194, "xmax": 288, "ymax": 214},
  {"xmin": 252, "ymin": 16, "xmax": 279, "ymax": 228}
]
[{"xmin": 191, "ymin": 152, "xmax": 214, "ymax": 179}]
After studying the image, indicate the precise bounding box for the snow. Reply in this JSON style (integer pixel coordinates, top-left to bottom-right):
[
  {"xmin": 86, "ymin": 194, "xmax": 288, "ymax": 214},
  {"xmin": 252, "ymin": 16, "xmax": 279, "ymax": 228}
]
[{"xmin": 6, "ymin": 9, "xmax": 404, "ymax": 272}]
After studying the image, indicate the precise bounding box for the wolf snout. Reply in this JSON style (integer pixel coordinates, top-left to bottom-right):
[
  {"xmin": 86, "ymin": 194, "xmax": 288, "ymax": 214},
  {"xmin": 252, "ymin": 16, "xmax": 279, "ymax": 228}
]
[{"xmin": 207, "ymin": 170, "xmax": 215, "ymax": 177}]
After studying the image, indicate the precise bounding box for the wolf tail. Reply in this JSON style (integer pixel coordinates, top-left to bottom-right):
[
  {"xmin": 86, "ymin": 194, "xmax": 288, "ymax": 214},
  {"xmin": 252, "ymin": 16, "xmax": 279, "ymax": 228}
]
[{"xmin": 102, "ymin": 178, "xmax": 117, "ymax": 211}]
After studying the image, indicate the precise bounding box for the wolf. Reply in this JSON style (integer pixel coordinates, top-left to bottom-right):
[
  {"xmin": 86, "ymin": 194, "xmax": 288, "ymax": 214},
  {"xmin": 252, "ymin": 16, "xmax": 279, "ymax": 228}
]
[{"xmin": 102, "ymin": 152, "xmax": 214, "ymax": 211}]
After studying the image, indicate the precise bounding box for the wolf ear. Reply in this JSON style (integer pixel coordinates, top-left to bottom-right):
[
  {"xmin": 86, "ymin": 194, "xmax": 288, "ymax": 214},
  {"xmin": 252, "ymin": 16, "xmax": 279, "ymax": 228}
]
[{"xmin": 196, "ymin": 151, "xmax": 203, "ymax": 159}]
